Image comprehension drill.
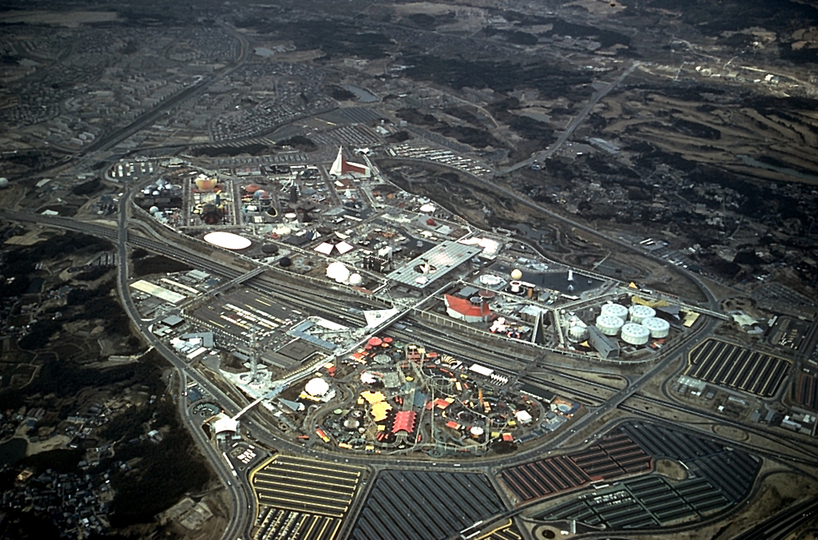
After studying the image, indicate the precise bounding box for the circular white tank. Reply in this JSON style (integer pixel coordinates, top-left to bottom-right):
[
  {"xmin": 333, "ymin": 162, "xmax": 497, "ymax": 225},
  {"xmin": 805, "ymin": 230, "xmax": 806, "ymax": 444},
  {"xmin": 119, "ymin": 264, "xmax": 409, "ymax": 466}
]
[
  {"xmin": 642, "ymin": 316, "xmax": 670, "ymax": 339},
  {"xmin": 629, "ymin": 304, "xmax": 656, "ymax": 324},
  {"xmin": 600, "ymin": 303, "xmax": 629, "ymax": 320},
  {"xmin": 569, "ymin": 324, "xmax": 588, "ymax": 341},
  {"xmin": 621, "ymin": 323, "xmax": 651, "ymax": 346},
  {"xmin": 596, "ymin": 315, "xmax": 624, "ymax": 336},
  {"xmin": 470, "ymin": 426, "xmax": 484, "ymax": 438},
  {"xmin": 510, "ymin": 280, "xmax": 522, "ymax": 293}
]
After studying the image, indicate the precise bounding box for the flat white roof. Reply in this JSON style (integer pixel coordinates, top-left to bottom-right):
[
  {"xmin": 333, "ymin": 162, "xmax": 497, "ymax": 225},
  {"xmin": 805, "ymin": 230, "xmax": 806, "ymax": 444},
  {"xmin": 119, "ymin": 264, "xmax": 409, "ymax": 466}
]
[
  {"xmin": 131, "ymin": 280, "xmax": 186, "ymax": 304},
  {"xmin": 469, "ymin": 363, "xmax": 494, "ymax": 377},
  {"xmin": 186, "ymin": 346, "xmax": 209, "ymax": 360}
]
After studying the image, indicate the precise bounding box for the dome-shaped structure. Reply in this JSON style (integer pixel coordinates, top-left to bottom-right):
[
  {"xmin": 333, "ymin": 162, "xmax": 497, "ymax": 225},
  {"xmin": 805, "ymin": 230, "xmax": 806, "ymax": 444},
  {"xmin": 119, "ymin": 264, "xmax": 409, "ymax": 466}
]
[
  {"xmin": 326, "ymin": 261, "xmax": 350, "ymax": 283},
  {"xmin": 510, "ymin": 268, "xmax": 523, "ymax": 280},
  {"xmin": 305, "ymin": 377, "xmax": 330, "ymax": 397},
  {"xmin": 203, "ymin": 231, "xmax": 251, "ymax": 250},
  {"xmin": 244, "ymin": 183, "xmax": 262, "ymax": 194},
  {"xmin": 596, "ymin": 315, "xmax": 624, "ymax": 336},
  {"xmin": 641, "ymin": 316, "xmax": 670, "ymax": 339},
  {"xmin": 470, "ymin": 426, "xmax": 484, "ymax": 438},
  {"xmin": 348, "ymin": 273, "xmax": 363, "ymax": 286},
  {"xmin": 600, "ymin": 303, "xmax": 629, "ymax": 320},
  {"xmin": 419, "ymin": 203, "xmax": 436, "ymax": 213},
  {"xmin": 629, "ymin": 304, "xmax": 656, "ymax": 324},
  {"xmin": 149, "ymin": 205, "xmax": 160, "ymax": 214},
  {"xmin": 279, "ymin": 257, "xmax": 292, "ymax": 267},
  {"xmin": 621, "ymin": 323, "xmax": 650, "ymax": 346},
  {"xmin": 0, "ymin": 177, "xmax": 9, "ymax": 189},
  {"xmin": 569, "ymin": 324, "xmax": 588, "ymax": 341},
  {"xmin": 261, "ymin": 243, "xmax": 279, "ymax": 255},
  {"xmin": 253, "ymin": 189, "xmax": 270, "ymax": 200}
]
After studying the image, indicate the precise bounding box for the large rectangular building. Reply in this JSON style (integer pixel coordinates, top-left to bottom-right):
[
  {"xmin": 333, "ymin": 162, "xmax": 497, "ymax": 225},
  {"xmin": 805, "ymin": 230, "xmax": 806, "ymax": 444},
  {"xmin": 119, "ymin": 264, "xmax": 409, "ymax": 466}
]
[
  {"xmin": 386, "ymin": 240, "xmax": 481, "ymax": 290},
  {"xmin": 588, "ymin": 326, "xmax": 620, "ymax": 359}
]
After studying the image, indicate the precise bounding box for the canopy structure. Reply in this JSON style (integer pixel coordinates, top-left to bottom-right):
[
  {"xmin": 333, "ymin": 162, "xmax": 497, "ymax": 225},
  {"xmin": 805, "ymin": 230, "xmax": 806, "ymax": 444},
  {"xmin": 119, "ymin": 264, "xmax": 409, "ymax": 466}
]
[{"xmin": 392, "ymin": 410, "xmax": 417, "ymax": 433}]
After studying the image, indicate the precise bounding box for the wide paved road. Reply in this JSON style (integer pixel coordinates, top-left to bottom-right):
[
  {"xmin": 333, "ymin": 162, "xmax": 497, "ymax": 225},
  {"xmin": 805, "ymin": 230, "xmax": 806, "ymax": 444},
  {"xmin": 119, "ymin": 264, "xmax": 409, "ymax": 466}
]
[
  {"xmin": 502, "ymin": 62, "xmax": 640, "ymax": 174},
  {"xmin": 114, "ymin": 191, "xmax": 252, "ymax": 540}
]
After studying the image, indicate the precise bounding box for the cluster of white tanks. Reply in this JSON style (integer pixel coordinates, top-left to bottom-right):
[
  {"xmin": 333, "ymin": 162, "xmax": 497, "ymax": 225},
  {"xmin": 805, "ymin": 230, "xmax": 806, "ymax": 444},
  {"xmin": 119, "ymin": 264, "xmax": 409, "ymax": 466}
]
[{"xmin": 594, "ymin": 302, "xmax": 671, "ymax": 346}]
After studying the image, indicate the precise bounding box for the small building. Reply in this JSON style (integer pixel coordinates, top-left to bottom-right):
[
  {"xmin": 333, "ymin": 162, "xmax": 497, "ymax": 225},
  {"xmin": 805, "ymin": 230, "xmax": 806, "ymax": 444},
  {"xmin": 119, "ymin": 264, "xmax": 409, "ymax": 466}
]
[
  {"xmin": 392, "ymin": 411, "xmax": 417, "ymax": 434},
  {"xmin": 515, "ymin": 410, "xmax": 533, "ymax": 425},
  {"xmin": 468, "ymin": 363, "xmax": 494, "ymax": 378}
]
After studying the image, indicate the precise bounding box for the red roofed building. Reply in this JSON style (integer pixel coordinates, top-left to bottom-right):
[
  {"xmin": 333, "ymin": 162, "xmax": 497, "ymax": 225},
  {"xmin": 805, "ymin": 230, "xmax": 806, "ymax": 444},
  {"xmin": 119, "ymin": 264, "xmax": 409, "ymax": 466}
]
[
  {"xmin": 433, "ymin": 398, "xmax": 452, "ymax": 410},
  {"xmin": 392, "ymin": 410, "xmax": 417, "ymax": 434},
  {"xmin": 444, "ymin": 294, "xmax": 492, "ymax": 323}
]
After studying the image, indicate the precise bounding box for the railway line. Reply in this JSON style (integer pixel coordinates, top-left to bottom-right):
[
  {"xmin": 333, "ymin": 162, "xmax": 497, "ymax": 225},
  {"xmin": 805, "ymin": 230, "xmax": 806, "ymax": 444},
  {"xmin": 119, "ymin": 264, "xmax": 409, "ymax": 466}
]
[{"xmin": 7, "ymin": 207, "xmax": 817, "ymax": 540}]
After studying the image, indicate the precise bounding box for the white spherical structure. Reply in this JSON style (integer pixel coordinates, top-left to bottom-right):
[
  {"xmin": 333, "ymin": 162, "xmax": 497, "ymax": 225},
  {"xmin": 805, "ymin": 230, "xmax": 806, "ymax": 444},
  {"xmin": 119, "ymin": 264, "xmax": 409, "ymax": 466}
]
[
  {"xmin": 629, "ymin": 304, "xmax": 656, "ymax": 324},
  {"xmin": 600, "ymin": 303, "xmax": 629, "ymax": 320},
  {"xmin": 470, "ymin": 426, "xmax": 485, "ymax": 438},
  {"xmin": 326, "ymin": 261, "xmax": 350, "ymax": 283},
  {"xmin": 642, "ymin": 317, "xmax": 670, "ymax": 339},
  {"xmin": 419, "ymin": 203, "xmax": 436, "ymax": 213},
  {"xmin": 149, "ymin": 206, "xmax": 160, "ymax": 214},
  {"xmin": 596, "ymin": 315, "xmax": 624, "ymax": 336},
  {"xmin": 348, "ymin": 273, "xmax": 363, "ymax": 286},
  {"xmin": 305, "ymin": 377, "xmax": 330, "ymax": 397},
  {"xmin": 510, "ymin": 268, "xmax": 523, "ymax": 280},
  {"xmin": 621, "ymin": 323, "xmax": 651, "ymax": 346},
  {"xmin": 0, "ymin": 177, "xmax": 9, "ymax": 189}
]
